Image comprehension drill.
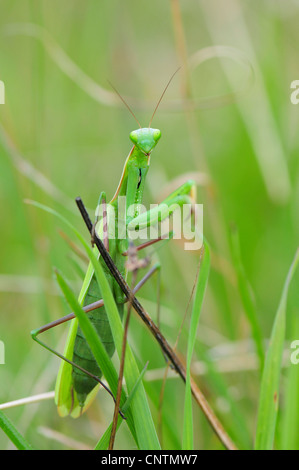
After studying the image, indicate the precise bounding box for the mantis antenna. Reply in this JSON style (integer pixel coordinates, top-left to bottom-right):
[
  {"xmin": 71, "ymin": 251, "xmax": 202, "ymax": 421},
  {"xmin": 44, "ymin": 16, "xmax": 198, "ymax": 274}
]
[
  {"xmin": 148, "ymin": 67, "xmax": 181, "ymax": 128},
  {"xmin": 108, "ymin": 81, "xmax": 142, "ymax": 128},
  {"xmin": 109, "ymin": 68, "xmax": 180, "ymax": 130}
]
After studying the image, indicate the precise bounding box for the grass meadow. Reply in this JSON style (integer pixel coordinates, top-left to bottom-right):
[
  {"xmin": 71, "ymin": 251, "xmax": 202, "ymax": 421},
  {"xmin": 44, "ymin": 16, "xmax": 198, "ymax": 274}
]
[{"xmin": 0, "ymin": 0, "xmax": 299, "ymax": 450}]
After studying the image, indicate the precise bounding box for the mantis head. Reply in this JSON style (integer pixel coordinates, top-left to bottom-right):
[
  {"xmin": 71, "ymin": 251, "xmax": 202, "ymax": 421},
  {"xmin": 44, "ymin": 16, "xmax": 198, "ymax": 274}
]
[{"xmin": 129, "ymin": 128, "xmax": 161, "ymax": 155}]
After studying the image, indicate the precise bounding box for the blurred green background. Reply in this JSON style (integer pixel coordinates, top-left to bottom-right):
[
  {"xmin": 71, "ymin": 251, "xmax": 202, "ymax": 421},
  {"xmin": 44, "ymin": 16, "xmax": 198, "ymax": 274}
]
[{"xmin": 0, "ymin": 0, "xmax": 299, "ymax": 450}]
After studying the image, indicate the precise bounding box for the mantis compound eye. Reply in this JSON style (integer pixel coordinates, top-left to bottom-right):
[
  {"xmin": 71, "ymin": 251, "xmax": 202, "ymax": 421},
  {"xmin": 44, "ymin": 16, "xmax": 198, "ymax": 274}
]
[
  {"xmin": 153, "ymin": 129, "xmax": 161, "ymax": 142},
  {"xmin": 129, "ymin": 130, "xmax": 138, "ymax": 145}
]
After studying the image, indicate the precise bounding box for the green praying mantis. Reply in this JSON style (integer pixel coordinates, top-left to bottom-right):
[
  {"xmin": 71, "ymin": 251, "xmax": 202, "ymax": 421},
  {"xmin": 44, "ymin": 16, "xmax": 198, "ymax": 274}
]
[{"xmin": 31, "ymin": 74, "xmax": 201, "ymax": 419}]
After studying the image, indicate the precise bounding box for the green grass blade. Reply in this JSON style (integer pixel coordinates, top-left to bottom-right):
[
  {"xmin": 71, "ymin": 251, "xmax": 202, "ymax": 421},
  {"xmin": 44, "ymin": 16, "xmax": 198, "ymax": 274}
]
[
  {"xmin": 182, "ymin": 241, "xmax": 210, "ymax": 449},
  {"xmin": 94, "ymin": 362, "xmax": 148, "ymax": 450},
  {"xmin": 94, "ymin": 414, "xmax": 123, "ymax": 451},
  {"xmin": 254, "ymin": 248, "xmax": 299, "ymax": 450},
  {"xmin": 120, "ymin": 361, "xmax": 149, "ymax": 414},
  {"xmin": 0, "ymin": 410, "xmax": 33, "ymax": 450},
  {"xmin": 87, "ymin": 238, "xmax": 160, "ymax": 450},
  {"xmin": 280, "ymin": 313, "xmax": 299, "ymax": 450},
  {"xmin": 229, "ymin": 226, "xmax": 265, "ymax": 372}
]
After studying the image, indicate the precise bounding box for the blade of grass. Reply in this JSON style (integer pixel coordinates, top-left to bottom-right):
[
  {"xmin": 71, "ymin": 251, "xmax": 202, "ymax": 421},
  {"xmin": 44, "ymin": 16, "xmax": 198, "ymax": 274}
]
[
  {"xmin": 0, "ymin": 410, "xmax": 33, "ymax": 450},
  {"xmin": 95, "ymin": 362, "xmax": 148, "ymax": 450},
  {"xmin": 87, "ymin": 233, "xmax": 160, "ymax": 450},
  {"xmin": 254, "ymin": 248, "xmax": 299, "ymax": 450},
  {"xmin": 182, "ymin": 241, "xmax": 210, "ymax": 449},
  {"xmin": 108, "ymin": 267, "xmax": 139, "ymax": 450},
  {"xmin": 280, "ymin": 313, "xmax": 299, "ymax": 450}
]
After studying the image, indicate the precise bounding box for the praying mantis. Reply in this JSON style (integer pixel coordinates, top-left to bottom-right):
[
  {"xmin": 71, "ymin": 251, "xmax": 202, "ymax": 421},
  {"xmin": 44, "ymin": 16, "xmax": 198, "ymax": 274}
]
[{"xmin": 31, "ymin": 74, "xmax": 200, "ymax": 419}]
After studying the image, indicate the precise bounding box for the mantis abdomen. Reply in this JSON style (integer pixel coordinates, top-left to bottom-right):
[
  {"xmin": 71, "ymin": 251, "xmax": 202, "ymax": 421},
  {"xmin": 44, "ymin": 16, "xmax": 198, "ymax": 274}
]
[{"xmin": 72, "ymin": 270, "xmax": 124, "ymax": 407}]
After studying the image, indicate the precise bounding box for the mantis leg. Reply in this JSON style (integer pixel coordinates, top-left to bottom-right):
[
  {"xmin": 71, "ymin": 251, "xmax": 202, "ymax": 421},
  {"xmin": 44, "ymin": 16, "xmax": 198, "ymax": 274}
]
[
  {"xmin": 32, "ymin": 263, "xmax": 161, "ymax": 338},
  {"xmin": 121, "ymin": 233, "xmax": 174, "ymax": 257},
  {"xmin": 127, "ymin": 180, "xmax": 197, "ymax": 234},
  {"xmin": 31, "ymin": 323, "xmax": 119, "ymax": 413}
]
